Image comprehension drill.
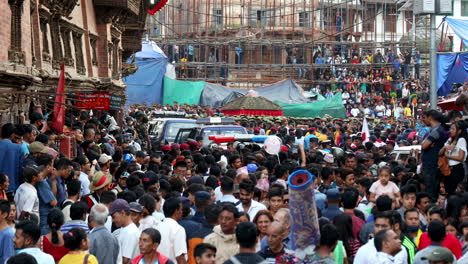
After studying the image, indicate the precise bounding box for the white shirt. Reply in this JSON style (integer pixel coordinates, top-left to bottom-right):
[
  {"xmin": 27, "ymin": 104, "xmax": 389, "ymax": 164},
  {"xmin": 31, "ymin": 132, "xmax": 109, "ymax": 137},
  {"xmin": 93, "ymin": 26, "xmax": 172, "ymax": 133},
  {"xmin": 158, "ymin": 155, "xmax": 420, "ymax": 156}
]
[
  {"xmin": 14, "ymin": 182, "xmax": 39, "ymax": 219},
  {"xmin": 220, "ymin": 194, "xmax": 239, "ymax": 204},
  {"xmin": 236, "ymin": 199, "xmax": 267, "ymax": 221},
  {"xmin": 354, "ymin": 238, "xmax": 408, "ymax": 264},
  {"xmin": 139, "ymin": 215, "xmax": 160, "ymax": 231},
  {"xmin": 156, "ymin": 218, "xmax": 187, "ymax": 263},
  {"xmin": 375, "ymin": 105, "xmax": 386, "ymax": 117},
  {"xmin": 114, "ymin": 222, "xmax": 140, "ymax": 264},
  {"xmin": 79, "ymin": 171, "xmax": 90, "ymax": 196},
  {"xmin": 445, "ymin": 137, "xmax": 467, "ymax": 166},
  {"xmin": 351, "ymin": 108, "xmax": 360, "ymax": 117},
  {"xmin": 214, "ymin": 186, "xmax": 223, "ymax": 201},
  {"xmin": 376, "ymin": 251, "xmax": 396, "ymax": 264}
]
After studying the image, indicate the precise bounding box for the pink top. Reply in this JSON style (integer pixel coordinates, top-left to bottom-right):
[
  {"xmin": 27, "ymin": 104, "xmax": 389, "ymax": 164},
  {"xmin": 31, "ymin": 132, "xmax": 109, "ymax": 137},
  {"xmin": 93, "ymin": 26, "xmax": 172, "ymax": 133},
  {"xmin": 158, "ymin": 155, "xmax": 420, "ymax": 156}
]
[{"xmin": 369, "ymin": 180, "xmax": 399, "ymax": 199}]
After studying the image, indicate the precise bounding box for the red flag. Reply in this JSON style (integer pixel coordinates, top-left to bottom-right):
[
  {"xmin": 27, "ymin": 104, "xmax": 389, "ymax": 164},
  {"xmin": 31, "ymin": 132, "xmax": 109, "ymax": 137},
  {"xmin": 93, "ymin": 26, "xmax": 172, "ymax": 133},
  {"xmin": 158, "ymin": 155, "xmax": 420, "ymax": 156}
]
[
  {"xmin": 51, "ymin": 63, "xmax": 66, "ymax": 134},
  {"xmin": 147, "ymin": 0, "xmax": 169, "ymax": 15},
  {"xmin": 361, "ymin": 117, "xmax": 370, "ymax": 143}
]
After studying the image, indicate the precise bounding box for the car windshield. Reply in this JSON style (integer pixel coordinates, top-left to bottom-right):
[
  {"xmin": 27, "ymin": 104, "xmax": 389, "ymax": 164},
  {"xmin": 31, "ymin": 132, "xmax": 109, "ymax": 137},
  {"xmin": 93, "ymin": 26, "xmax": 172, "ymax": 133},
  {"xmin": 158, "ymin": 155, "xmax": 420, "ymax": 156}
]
[{"xmin": 165, "ymin": 122, "xmax": 195, "ymax": 140}]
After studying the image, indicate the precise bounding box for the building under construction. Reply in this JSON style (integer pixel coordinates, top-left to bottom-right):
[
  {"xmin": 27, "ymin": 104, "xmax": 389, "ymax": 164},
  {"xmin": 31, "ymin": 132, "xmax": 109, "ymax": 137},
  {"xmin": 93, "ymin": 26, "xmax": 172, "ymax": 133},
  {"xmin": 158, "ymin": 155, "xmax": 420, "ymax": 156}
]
[{"xmin": 147, "ymin": 0, "xmax": 430, "ymax": 88}]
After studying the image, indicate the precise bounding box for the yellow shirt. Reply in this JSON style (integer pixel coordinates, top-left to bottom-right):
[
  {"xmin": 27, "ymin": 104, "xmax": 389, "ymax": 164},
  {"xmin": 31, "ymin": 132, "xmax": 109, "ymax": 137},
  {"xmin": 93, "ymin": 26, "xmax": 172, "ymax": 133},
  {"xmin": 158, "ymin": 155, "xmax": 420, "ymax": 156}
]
[
  {"xmin": 59, "ymin": 253, "xmax": 98, "ymax": 264},
  {"xmin": 404, "ymin": 107, "xmax": 412, "ymax": 117}
]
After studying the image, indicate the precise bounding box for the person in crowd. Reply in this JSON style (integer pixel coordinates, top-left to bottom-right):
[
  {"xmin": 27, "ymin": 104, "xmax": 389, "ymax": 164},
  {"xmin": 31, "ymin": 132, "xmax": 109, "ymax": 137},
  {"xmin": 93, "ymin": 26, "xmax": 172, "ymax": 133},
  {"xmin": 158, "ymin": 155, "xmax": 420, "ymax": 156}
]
[
  {"xmin": 223, "ymin": 221, "xmax": 265, "ymax": 264},
  {"xmin": 334, "ymin": 213, "xmax": 361, "ymax": 260},
  {"xmin": 252, "ymin": 210, "xmax": 273, "ymax": 245},
  {"xmin": 413, "ymin": 220, "xmax": 458, "ymax": 264},
  {"xmin": 61, "ymin": 179, "xmax": 81, "ymax": 222},
  {"xmin": 110, "ymin": 199, "xmax": 141, "ymax": 264},
  {"xmin": 75, "ymin": 155, "xmax": 95, "ymax": 196},
  {"xmin": 218, "ymin": 177, "xmax": 239, "ymax": 204},
  {"xmin": 0, "ymin": 199, "xmax": 15, "ymax": 264},
  {"xmin": 156, "ymin": 197, "xmax": 188, "ymax": 264},
  {"xmin": 421, "ymin": 110, "xmax": 447, "ymax": 202},
  {"xmin": 322, "ymin": 188, "xmax": 342, "ymax": 221},
  {"xmin": 51, "ymin": 159, "xmax": 73, "ymax": 205},
  {"xmin": 237, "ymin": 179, "xmax": 267, "ymax": 220},
  {"xmin": 6, "ymin": 253, "xmax": 38, "ymax": 264},
  {"xmin": 59, "ymin": 227, "xmax": 98, "ymax": 264},
  {"xmin": 204, "ymin": 203, "xmax": 240, "ymax": 263},
  {"xmin": 374, "ymin": 229, "xmax": 402, "ymax": 263},
  {"xmin": 267, "ymin": 187, "xmax": 284, "ymax": 216},
  {"xmin": 194, "ymin": 243, "xmax": 216, "ymax": 264},
  {"xmin": 308, "ymin": 223, "xmax": 339, "ymax": 263},
  {"xmin": 13, "ymin": 220, "xmax": 54, "ymax": 264},
  {"xmin": 439, "ymin": 120, "xmax": 467, "ymax": 195},
  {"xmin": 0, "ymin": 123, "xmax": 25, "ymax": 192},
  {"xmin": 257, "ymin": 221, "xmax": 286, "ymax": 260},
  {"xmin": 89, "ymin": 203, "xmax": 119, "ymax": 264},
  {"xmin": 42, "ymin": 208, "xmax": 70, "ymax": 262},
  {"xmin": 389, "ymin": 210, "xmax": 418, "ymax": 264},
  {"xmin": 369, "ymin": 167, "xmax": 401, "ymax": 205},
  {"xmin": 60, "ymin": 201, "xmax": 89, "ymax": 233},
  {"xmin": 0, "ymin": 174, "xmax": 9, "ymax": 200},
  {"xmin": 132, "ymin": 228, "xmax": 174, "ymax": 264},
  {"xmin": 14, "ymin": 165, "xmax": 41, "ymax": 220},
  {"xmin": 405, "ymin": 208, "xmax": 423, "ymax": 248},
  {"xmin": 355, "ymin": 212, "xmax": 408, "ymax": 264}
]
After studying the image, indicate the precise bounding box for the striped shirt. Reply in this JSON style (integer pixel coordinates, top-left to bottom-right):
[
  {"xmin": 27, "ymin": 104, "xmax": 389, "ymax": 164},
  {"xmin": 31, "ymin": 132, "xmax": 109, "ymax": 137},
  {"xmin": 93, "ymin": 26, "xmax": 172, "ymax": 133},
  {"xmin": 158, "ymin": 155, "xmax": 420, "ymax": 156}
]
[{"xmin": 60, "ymin": 220, "xmax": 90, "ymax": 233}]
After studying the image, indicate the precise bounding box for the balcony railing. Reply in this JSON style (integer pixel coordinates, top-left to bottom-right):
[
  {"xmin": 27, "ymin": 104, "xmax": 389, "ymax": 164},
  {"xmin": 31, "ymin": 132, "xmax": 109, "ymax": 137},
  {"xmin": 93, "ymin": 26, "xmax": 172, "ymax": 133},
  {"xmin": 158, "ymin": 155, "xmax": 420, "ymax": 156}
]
[{"xmin": 93, "ymin": 0, "xmax": 141, "ymax": 16}]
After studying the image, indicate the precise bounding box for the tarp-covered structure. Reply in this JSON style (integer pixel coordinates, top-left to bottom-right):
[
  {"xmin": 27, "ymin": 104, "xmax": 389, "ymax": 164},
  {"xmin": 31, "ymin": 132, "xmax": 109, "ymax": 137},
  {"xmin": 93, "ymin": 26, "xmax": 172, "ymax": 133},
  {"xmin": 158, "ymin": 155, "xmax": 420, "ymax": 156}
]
[
  {"xmin": 437, "ymin": 18, "xmax": 468, "ymax": 96},
  {"xmin": 222, "ymin": 95, "xmax": 284, "ymax": 116},
  {"xmin": 437, "ymin": 53, "xmax": 468, "ymax": 96},
  {"xmin": 277, "ymin": 92, "xmax": 346, "ymax": 118},
  {"xmin": 162, "ymin": 77, "xmax": 309, "ymax": 107},
  {"xmin": 123, "ymin": 41, "xmax": 172, "ymax": 107}
]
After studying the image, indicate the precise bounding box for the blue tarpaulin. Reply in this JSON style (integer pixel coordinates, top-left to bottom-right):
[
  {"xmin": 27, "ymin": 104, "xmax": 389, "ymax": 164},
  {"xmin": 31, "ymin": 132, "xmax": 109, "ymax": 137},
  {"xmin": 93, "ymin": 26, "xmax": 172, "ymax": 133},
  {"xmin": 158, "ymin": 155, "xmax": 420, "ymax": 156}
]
[
  {"xmin": 437, "ymin": 53, "xmax": 468, "ymax": 96},
  {"xmin": 123, "ymin": 41, "xmax": 168, "ymax": 107},
  {"xmin": 445, "ymin": 17, "xmax": 468, "ymax": 46}
]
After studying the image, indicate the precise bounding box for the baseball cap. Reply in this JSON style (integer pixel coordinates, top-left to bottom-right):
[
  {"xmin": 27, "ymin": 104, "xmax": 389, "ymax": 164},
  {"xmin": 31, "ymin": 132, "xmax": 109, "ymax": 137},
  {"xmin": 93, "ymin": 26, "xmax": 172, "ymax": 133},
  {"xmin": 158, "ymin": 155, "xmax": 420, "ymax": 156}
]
[
  {"xmin": 129, "ymin": 202, "xmax": 143, "ymax": 213},
  {"xmin": 187, "ymin": 176, "xmax": 204, "ymax": 186},
  {"xmin": 324, "ymin": 153, "xmax": 334, "ymax": 163},
  {"xmin": 421, "ymin": 247, "xmax": 454, "ymax": 262},
  {"xmin": 180, "ymin": 197, "xmax": 191, "ymax": 209},
  {"xmin": 326, "ymin": 189, "xmax": 341, "ymax": 201},
  {"xmin": 98, "ymin": 154, "xmax": 112, "ymax": 164},
  {"xmin": 28, "ymin": 141, "xmax": 49, "ymax": 154},
  {"xmin": 109, "ymin": 199, "xmax": 130, "ymax": 215}
]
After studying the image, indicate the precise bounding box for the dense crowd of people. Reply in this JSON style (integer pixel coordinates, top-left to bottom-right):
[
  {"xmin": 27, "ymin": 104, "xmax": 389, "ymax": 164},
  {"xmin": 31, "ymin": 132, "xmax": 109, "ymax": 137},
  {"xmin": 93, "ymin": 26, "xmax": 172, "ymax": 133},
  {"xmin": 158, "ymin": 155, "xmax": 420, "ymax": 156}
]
[{"xmin": 0, "ymin": 100, "xmax": 467, "ymax": 264}]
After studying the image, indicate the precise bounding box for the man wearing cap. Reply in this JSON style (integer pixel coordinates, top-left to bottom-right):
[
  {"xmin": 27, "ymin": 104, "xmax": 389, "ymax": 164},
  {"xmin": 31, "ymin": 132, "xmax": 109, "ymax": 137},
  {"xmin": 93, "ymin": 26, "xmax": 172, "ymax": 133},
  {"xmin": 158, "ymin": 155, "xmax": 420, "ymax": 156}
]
[
  {"xmin": 24, "ymin": 141, "xmax": 49, "ymax": 167},
  {"xmin": 129, "ymin": 202, "xmax": 144, "ymax": 229},
  {"xmin": 110, "ymin": 199, "xmax": 141, "ymax": 264},
  {"xmin": 322, "ymin": 189, "xmax": 342, "ymax": 221},
  {"xmin": 98, "ymin": 153, "xmax": 113, "ymax": 174},
  {"xmin": 413, "ymin": 220, "xmax": 457, "ymax": 264},
  {"xmin": 192, "ymin": 191, "xmax": 212, "ymax": 226},
  {"xmin": 30, "ymin": 112, "xmax": 46, "ymax": 134}
]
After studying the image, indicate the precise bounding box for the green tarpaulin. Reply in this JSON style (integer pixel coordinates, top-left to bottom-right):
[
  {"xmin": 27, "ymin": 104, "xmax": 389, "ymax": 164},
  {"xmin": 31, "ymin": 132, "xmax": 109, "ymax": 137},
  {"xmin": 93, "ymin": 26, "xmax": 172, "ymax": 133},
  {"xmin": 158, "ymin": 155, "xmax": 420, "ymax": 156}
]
[
  {"xmin": 163, "ymin": 77, "xmax": 205, "ymax": 105},
  {"xmin": 277, "ymin": 92, "xmax": 346, "ymax": 118}
]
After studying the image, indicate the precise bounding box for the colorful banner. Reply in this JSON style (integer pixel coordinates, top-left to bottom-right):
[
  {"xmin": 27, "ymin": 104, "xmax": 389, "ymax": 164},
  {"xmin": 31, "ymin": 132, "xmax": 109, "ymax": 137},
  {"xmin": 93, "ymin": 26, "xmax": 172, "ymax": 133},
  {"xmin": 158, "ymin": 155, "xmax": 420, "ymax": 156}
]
[{"xmin": 76, "ymin": 93, "xmax": 110, "ymax": 110}]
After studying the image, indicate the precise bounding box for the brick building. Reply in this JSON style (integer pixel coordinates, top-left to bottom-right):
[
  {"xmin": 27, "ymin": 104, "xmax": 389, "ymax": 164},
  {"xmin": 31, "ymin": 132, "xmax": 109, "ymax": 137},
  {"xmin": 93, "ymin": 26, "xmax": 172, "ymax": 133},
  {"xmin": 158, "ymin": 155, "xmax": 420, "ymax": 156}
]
[{"xmin": 0, "ymin": 0, "xmax": 148, "ymax": 124}]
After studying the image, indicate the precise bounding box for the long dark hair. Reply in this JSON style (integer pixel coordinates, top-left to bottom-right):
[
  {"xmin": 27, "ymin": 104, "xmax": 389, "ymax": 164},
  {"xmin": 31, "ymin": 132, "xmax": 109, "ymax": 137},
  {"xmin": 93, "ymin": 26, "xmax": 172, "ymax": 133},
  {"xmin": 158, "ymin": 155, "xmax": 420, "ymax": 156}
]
[
  {"xmin": 451, "ymin": 120, "xmax": 467, "ymax": 141},
  {"xmin": 333, "ymin": 213, "xmax": 354, "ymax": 257},
  {"xmin": 47, "ymin": 208, "xmax": 64, "ymax": 244}
]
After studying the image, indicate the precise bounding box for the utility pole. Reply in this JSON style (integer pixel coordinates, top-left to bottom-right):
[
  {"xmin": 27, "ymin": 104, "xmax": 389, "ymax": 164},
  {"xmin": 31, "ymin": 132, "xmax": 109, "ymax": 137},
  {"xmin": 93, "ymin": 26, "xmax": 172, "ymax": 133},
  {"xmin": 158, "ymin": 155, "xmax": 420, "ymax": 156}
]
[{"xmin": 430, "ymin": 14, "xmax": 437, "ymax": 109}]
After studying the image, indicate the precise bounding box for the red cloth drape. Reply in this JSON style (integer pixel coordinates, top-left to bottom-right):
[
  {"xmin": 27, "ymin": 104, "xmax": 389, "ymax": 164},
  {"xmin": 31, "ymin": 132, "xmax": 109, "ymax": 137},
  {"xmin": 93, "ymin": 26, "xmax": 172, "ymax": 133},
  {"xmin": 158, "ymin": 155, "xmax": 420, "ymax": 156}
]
[{"xmin": 221, "ymin": 109, "xmax": 283, "ymax": 116}]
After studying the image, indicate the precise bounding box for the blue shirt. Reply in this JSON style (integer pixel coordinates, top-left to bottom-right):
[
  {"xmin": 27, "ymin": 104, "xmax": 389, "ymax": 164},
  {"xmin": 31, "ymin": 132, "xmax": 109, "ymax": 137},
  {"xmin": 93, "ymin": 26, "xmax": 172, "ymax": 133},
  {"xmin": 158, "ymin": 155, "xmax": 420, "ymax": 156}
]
[
  {"xmin": 55, "ymin": 177, "xmax": 67, "ymax": 205},
  {"xmin": 0, "ymin": 227, "xmax": 15, "ymax": 264},
  {"xmin": 36, "ymin": 179, "xmax": 56, "ymax": 234},
  {"xmin": 0, "ymin": 139, "xmax": 24, "ymax": 192},
  {"xmin": 322, "ymin": 205, "xmax": 342, "ymax": 221},
  {"xmin": 316, "ymin": 57, "xmax": 325, "ymax": 64},
  {"xmin": 17, "ymin": 248, "xmax": 55, "ymax": 264}
]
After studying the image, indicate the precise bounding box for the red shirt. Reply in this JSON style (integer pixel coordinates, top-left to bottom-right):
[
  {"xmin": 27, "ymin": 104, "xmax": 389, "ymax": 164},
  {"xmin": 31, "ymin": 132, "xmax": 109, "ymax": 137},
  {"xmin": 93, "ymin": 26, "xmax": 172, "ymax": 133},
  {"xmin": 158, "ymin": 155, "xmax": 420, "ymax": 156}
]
[
  {"xmin": 418, "ymin": 232, "xmax": 462, "ymax": 259},
  {"xmin": 345, "ymin": 212, "xmax": 366, "ymax": 240}
]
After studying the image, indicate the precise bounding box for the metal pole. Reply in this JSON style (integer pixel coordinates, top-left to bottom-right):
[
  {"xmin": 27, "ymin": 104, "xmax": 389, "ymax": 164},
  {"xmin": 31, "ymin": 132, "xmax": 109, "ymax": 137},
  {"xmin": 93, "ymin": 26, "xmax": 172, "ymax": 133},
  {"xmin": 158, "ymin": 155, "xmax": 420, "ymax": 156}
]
[{"xmin": 430, "ymin": 14, "xmax": 437, "ymax": 109}]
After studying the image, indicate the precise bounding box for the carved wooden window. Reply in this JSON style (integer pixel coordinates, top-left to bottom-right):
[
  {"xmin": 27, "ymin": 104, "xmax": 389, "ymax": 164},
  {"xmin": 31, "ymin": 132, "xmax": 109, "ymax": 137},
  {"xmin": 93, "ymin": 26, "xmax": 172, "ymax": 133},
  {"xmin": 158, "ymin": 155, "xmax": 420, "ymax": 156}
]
[
  {"xmin": 73, "ymin": 32, "xmax": 86, "ymax": 75},
  {"xmin": 50, "ymin": 18, "xmax": 64, "ymax": 69},
  {"xmin": 39, "ymin": 14, "xmax": 50, "ymax": 62},
  {"xmin": 8, "ymin": 0, "xmax": 25, "ymax": 64},
  {"xmin": 61, "ymin": 28, "xmax": 74, "ymax": 66},
  {"xmin": 90, "ymin": 36, "xmax": 98, "ymax": 66}
]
